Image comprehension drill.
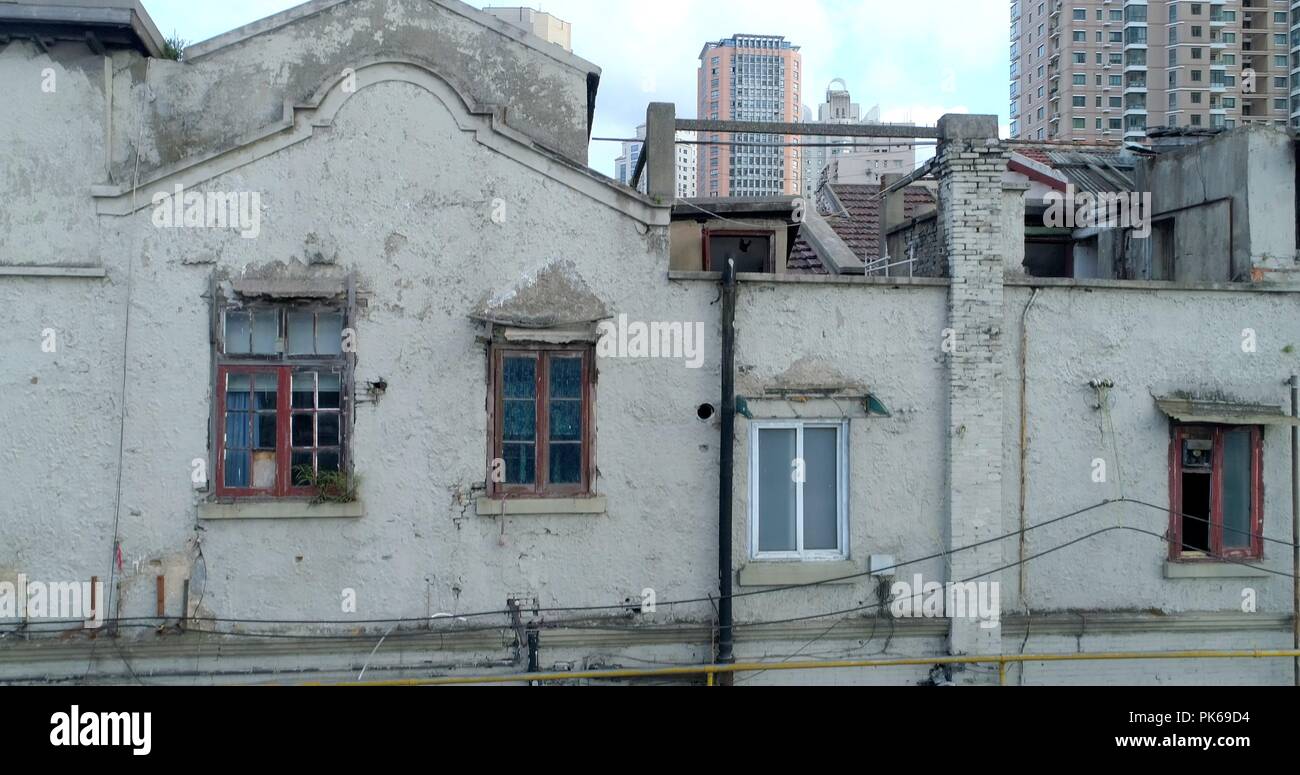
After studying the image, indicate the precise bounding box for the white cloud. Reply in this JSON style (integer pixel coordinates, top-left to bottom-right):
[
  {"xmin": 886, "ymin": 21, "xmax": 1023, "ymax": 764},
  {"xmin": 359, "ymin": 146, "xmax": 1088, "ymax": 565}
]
[{"xmin": 145, "ymin": 0, "xmax": 1009, "ymax": 177}]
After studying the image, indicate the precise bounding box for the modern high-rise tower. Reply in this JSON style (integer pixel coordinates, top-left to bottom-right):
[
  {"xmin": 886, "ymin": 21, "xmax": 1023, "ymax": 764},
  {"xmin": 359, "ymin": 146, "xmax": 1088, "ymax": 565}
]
[
  {"xmin": 697, "ymin": 34, "xmax": 803, "ymax": 198},
  {"xmin": 1010, "ymin": 0, "xmax": 1292, "ymax": 143}
]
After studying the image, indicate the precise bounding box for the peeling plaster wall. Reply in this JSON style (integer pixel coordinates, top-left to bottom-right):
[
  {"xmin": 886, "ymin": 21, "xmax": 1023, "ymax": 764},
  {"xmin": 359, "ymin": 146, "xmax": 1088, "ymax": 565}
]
[
  {"xmin": 1002, "ymin": 285, "xmax": 1300, "ymax": 613},
  {"xmin": 1139, "ymin": 125, "xmax": 1297, "ymax": 280},
  {"xmin": 1, "ymin": 77, "xmax": 716, "ymax": 635},
  {"xmin": 5, "ymin": 21, "xmax": 1300, "ymax": 683},
  {"xmin": 0, "ymin": 42, "xmax": 112, "ymax": 266},
  {"xmin": 132, "ymin": 0, "xmax": 594, "ymax": 174},
  {"xmin": 727, "ymin": 283, "xmax": 951, "ymax": 623}
]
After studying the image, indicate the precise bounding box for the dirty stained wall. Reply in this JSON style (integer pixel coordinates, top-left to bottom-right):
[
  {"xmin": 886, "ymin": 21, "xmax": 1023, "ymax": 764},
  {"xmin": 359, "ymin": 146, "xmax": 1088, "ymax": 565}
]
[{"xmin": 4, "ymin": 6, "xmax": 1300, "ymax": 685}]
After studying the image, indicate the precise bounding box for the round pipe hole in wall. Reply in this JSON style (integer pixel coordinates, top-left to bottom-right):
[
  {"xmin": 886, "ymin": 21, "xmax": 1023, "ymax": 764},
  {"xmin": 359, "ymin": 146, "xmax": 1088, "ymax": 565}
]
[{"xmin": 697, "ymin": 403, "xmax": 716, "ymax": 422}]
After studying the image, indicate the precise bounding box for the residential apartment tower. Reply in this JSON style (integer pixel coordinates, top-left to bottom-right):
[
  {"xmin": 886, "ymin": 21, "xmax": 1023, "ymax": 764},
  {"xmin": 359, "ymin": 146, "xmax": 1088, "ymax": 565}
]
[
  {"xmin": 697, "ymin": 34, "xmax": 803, "ymax": 197},
  {"xmin": 1010, "ymin": 0, "xmax": 1292, "ymax": 143}
]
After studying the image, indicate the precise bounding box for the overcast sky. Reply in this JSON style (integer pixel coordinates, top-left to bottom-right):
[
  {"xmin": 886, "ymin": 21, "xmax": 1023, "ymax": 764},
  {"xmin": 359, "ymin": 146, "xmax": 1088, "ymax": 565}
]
[{"xmin": 141, "ymin": 0, "xmax": 1008, "ymax": 177}]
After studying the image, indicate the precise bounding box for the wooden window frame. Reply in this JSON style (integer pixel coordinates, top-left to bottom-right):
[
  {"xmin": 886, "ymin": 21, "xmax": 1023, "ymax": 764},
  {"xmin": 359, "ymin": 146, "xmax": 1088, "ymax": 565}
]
[
  {"xmin": 1168, "ymin": 423, "xmax": 1263, "ymax": 561},
  {"xmin": 702, "ymin": 228, "xmax": 775, "ymax": 273},
  {"xmin": 214, "ymin": 304, "xmax": 349, "ymax": 499},
  {"xmin": 487, "ymin": 344, "xmax": 595, "ymax": 499}
]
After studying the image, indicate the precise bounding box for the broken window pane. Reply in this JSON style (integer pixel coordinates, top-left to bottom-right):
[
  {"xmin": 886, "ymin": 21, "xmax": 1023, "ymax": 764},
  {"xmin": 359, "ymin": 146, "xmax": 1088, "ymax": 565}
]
[
  {"xmin": 252, "ymin": 310, "xmax": 279, "ymax": 354},
  {"xmin": 1222, "ymin": 429, "xmax": 1253, "ymax": 549},
  {"xmin": 757, "ymin": 428, "xmax": 797, "ymax": 552},
  {"xmin": 287, "ymin": 311, "xmax": 315, "ymax": 355},
  {"xmin": 709, "ymin": 233, "xmax": 771, "ymax": 273},
  {"xmin": 225, "ymin": 312, "xmax": 251, "ymax": 354},
  {"xmin": 803, "ymin": 427, "xmax": 839, "ymax": 551},
  {"xmin": 1180, "ymin": 432, "xmax": 1213, "ymax": 553},
  {"xmin": 316, "ymin": 313, "xmax": 343, "ymax": 356},
  {"xmin": 252, "ymin": 450, "xmax": 276, "ymax": 489},
  {"xmin": 217, "ymin": 302, "xmax": 348, "ymax": 498}
]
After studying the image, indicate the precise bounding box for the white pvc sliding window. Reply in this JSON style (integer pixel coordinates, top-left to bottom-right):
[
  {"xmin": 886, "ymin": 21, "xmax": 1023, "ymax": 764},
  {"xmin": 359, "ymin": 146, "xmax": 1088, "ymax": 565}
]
[{"xmin": 749, "ymin": 420, "xmax": 848, "ymax": 560}]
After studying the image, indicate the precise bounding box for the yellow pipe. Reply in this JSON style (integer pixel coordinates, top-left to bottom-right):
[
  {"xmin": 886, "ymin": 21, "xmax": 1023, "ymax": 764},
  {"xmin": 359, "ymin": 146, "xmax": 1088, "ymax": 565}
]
[{"xmin": 324, "ymin": 648, "xmax": 1300, "ymax": 686}]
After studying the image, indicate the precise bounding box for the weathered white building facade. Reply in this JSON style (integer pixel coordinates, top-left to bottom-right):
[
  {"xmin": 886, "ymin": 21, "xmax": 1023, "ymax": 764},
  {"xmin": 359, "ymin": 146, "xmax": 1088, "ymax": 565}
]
[{"xmin": 1, "ymin": 0, "xmax": 1298, "ymax": 685}]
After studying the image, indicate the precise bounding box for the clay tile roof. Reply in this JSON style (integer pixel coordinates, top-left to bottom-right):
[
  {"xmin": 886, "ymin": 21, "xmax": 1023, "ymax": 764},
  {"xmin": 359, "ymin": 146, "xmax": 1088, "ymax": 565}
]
[
  {"xmin": 822, "ymin": 183, "xmax": 935, "ymax": 262},
  {"xmin": 787, "ymin": 233, "xmax": 829, "ymax": 274}
]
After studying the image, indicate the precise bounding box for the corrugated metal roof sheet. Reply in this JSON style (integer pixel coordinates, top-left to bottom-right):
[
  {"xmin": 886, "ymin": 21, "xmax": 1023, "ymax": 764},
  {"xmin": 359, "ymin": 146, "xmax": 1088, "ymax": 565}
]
[{"xmin": 1042, "ymin": 150, "xmax": 1137, "ymax": 194}]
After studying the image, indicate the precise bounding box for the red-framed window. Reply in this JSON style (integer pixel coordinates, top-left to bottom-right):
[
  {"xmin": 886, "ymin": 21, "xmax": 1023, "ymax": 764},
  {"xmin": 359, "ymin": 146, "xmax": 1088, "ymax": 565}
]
[
  {"xmin": 215, "ymin": 304, "xmax": 348, "ymax": 498},
  {"xmin": 488, "ymin": 344, "xmax": 594, "ymax": 498},
  {"xmin": 1169, "ymin": 424, "xmax": 1263, "ymax": 560}
]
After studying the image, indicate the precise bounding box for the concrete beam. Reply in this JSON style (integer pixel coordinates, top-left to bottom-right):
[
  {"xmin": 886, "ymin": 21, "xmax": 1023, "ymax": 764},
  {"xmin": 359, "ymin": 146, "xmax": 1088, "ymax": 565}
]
[
  {"xmin": 937, "ymin": 113, "xmax": 999, "ymax": 143},
  {"xmin": 645, "ymin": 102, "xmax": 677, "ymax": 203},
  {"xmin": 677, "ymin": 118, "xmax": 937, "ymax": 139},
  {"xmin": 0, "ymin": 1, "xmax": 165, "ymax": 57}
]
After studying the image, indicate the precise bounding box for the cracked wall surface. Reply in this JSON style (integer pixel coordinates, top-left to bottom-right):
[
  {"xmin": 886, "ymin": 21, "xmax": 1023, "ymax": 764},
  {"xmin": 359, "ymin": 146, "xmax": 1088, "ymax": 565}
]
[{"xmin": 3, "ymin": 4, "xmax": 1300, "ymax": 685}]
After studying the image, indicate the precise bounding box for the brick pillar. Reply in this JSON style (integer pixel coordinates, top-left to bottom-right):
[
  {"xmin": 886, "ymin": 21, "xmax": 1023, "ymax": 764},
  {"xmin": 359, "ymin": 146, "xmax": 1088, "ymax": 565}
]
[{"xmin": 934, "ymin": 114, "xmax": 1010, "ymax": 676}]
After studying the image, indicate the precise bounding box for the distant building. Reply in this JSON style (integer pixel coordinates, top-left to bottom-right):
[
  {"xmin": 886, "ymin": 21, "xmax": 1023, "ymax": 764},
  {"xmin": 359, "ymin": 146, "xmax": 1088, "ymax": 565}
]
[
  {"xmin": 675, "ymin": 130, "xmax": 697, "ymax": 198},
  {"xmin": 482, "ymin": 6, "xmax": 572, "ymax": 51},
  {"xmin": 615, "ymin": 124, "xmax": 697, "ymax": 198},
  {"xmin": 802, "ymin": 79, "xmax": 914, "ymax": 197},
  {"xmin": 1009, "ymin": 0, "xmax": 1290, "ymax": 143},
  {"xmin": 697, "ymin": 34, "xmax": 803, "ymax": 198},
  {"xmin": 614, "ymin": 126, "xmax": 646, "ymax": 192}
]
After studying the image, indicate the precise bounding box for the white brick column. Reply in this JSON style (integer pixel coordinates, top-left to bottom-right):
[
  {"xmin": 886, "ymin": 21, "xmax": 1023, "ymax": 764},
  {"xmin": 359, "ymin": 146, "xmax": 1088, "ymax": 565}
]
[{"xmin": 935, "ymin": 115, "xmax": 1010, "ymax": 675}]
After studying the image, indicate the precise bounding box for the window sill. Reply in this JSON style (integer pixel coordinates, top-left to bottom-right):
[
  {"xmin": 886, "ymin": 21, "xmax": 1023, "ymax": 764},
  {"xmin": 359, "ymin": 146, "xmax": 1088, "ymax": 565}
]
[
  {"xmin": 737, "ymin": 560, "xmax": 858, "ymax": 587},
  {"xmin": 198, "ymin": 500, "xmax": 363, "ymax": 520},
  {"xmin": 1163, "ymin": 560, "xmax": 1270, "ymax": 579},
  {"xmin": 476, "ymin": 496, "xmax": 607, "ymax": 516}
]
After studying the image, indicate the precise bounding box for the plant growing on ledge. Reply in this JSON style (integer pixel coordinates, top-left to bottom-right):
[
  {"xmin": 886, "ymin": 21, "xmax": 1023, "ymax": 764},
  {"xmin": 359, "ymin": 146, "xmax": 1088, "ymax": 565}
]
[
  {"xmin": 162, "ymin": 32, "xmax": 187, "ymax": 61},
  {"xmin": 293, "ymin": 465, "xmax": 360, "ymax": 504}
]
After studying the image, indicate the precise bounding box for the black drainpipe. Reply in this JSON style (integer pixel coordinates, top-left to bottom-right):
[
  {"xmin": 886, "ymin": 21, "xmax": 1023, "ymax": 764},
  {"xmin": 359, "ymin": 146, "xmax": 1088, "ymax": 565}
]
[{"xmin": 717, "ymin": 259, "xmax": 737, "ymax": 677}]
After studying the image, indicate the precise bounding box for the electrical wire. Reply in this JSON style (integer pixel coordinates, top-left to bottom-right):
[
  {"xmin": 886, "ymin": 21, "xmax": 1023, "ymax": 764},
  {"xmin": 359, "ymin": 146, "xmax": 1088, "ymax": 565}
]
[
  {"xmin": 592, "ymin": 137, "xmax": 938, "ymax": 149},
  {"xmin": 8, "ymin": 496, "xmax": 1294, "ymax": 641}
]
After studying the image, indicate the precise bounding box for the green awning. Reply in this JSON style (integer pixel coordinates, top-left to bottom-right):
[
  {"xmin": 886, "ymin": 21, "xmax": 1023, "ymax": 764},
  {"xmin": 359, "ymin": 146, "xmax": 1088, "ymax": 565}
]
[{"xmin": 1155, "ymin": 397, "xmax": 1300, "ymax": 426}]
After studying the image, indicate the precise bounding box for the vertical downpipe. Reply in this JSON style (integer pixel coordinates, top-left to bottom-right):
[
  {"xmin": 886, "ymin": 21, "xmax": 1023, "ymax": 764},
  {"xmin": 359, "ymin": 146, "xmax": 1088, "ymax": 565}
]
[
  {"xmin": 717, "ymin": 259, "xmax": 737, "ymax": 679},
  {"xmin": 1290, "ymin": 375, "xmax": 1299, "ymax": 687},
  {"xmin": 1018, "ymin": 288, "xmax": 1039, "ymax": 608}
]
